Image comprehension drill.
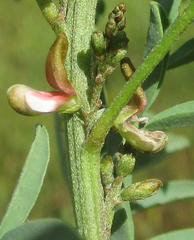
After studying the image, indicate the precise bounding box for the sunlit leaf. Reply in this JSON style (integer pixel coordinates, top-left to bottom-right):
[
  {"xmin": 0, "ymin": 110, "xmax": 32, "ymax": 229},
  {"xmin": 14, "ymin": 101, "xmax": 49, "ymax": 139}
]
[
  {"xmin": 0, "ymin": 125, "xmax": 50, "ymax": 238},
  {"xmin": 145, "ymin": 101, "xmax": 194, "ymax": 131}
]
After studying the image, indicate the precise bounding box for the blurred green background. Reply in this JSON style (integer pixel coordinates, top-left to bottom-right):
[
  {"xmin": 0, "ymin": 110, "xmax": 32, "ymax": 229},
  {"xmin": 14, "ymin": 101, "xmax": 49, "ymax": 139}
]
[{"xmin": 0, "ymin": 1, "xmax": 193, "ymax": 239}]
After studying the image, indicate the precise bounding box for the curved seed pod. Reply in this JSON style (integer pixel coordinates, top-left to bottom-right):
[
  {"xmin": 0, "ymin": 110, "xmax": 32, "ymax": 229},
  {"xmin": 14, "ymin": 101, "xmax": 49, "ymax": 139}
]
[
  {"xmin": 46, "ymin": 33, "xmax": 76, "ymax": 95},
  {"xmin": 121, "ymin": 57, "xmax": 147, "ymax": 115}
]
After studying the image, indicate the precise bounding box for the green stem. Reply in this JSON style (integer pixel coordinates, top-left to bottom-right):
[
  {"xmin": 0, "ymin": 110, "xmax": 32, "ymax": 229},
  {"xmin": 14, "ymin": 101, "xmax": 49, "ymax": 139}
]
[
  {"xmin": 37, "ymin": 1, "xmax": 106, "ymax": 239},
  {"xmin": 90, "ymin": 0, "xmax": 194, "ymax": 143},
  {"xmin": 36, "ymin": 0, "xmax": 64, "ymax": 34}
]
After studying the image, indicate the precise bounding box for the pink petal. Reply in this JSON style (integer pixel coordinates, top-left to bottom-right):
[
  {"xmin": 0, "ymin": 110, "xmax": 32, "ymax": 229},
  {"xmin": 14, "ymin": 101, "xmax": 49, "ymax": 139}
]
[{"xmin": 25, "ymin": 90, "xmax": 71, "ymax": 113}]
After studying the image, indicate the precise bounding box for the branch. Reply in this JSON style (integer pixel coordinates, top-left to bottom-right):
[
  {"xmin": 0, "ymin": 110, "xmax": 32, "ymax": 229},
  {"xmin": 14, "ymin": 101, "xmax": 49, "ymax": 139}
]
[{"xmin": 89, "ymin": 0, "xmax": 194, "ymax": 143}]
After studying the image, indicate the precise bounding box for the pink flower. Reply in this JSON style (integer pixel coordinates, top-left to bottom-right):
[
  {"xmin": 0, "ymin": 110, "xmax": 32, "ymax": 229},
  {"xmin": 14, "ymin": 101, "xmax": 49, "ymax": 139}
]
[
  {"xmin": 7, "ymin": 85, "xmax": 80, "ymax": 116},
  {"xmin": 7, "ymin": 33, "xmax": 80, "ymax": 116}
]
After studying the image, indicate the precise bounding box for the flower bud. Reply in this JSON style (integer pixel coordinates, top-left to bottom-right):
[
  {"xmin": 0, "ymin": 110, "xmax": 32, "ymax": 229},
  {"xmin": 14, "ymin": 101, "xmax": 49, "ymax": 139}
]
[
  {"xmin": 105, "ymin": 18, "xmax": 117, "ymax": 37},
  {"xmin": 7, "ymin": 84, "xmax": 80, "ymax": 116},
  {"xmin": 121, "ymin": 179, "xmax": 163, "ymax": 201},
  {"xmin": 45, "ymin": 33, "xmax": 76, "ymax": 95},
  {"xmin": 91, "ymin": 30, "xmax": 106, "ymax": 58},
  {"xmin": 117, "ymin": 17, "xmax": 126, "ymax": 31},
  {"xmin": 100, "ymin": 155, "xmax": 114, "ymax": 186},
  {"xmin": 116, "ymin": 153, "xmax": 135, "ymax": 177}
]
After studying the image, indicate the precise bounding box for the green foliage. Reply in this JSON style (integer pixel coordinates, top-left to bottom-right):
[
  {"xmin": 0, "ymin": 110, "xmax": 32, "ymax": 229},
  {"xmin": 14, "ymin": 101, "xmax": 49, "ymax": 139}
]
[
  {"xmin": 0, "ymin": 125, "xmax": 50, "ymax": 239},
  {"xmin": 1, "ymin": 219, "xmax": 81, "ymax": 240},
  {"xmin": 145, "ymin": 101, "xmax": 194, "ymax": 130},
  {"xmin": 168, "ymin": 38, "xmax": 194, "ymax": 69},
  {"xmin": 141, "ymin": 1, "xmax": 169, "ymax": 113}
]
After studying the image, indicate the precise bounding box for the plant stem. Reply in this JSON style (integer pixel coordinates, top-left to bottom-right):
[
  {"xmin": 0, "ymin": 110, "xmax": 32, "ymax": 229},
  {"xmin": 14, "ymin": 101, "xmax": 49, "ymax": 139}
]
[
  {"xmin": 89, "ymin": 0, "xmax": 194, "ymax": 144},
  {"xmin": 37, "ymin": 0, "xmax": 106, "ymax": 239}
]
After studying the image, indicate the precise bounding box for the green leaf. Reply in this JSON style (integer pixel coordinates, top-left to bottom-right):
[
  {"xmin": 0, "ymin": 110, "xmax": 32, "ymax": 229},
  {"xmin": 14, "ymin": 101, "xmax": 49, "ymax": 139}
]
[
  {"xmin": 111, "ymin": 176, "xmax": 134, "ymax": 240},
  {"xmin": 168, "ymin": 38, "xmax": 194, "ymax": 69},
  {"xmin": 156, "ymin": 0, "xmax": 174, "ymax": 16},
  {"xmin": 134, "ymin": 133, "xmax": 190, "ymax": 172},
  {"xmin": 168, "ymin": 0, "xmax": 182, "ymax": 23},
  {"xmin": 145, "ymin": 101, "xmax": 194, "ymax": 131},
  {"xmin": 131, "ymin": 180, "xmax": 194, "ymax": 213},
  {"xmin": 1, "ymin": 219, "xmax": 82, "ymax": 240},
  {"xmin": 141, "ymin": 2, "xmax": 169, "ymax": 114},
  {"xmin": 157, "ymin": 0, "xmax": 192, "ymax": 23},
  {"xmin": 0, "ymin": 125, "xmax": 50, "ymax": 239},
  {"xmin": 157, "ymin": 0, "xmax": 182, "ymax": 24},
  {"xmin": 148, "ymin": 228, "xmax": 194, "ymax": 240}
]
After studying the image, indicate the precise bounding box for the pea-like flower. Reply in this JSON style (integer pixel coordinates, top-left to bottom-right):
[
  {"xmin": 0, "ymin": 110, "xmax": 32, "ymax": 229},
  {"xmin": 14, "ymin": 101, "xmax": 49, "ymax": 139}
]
[
  {"xmin": 113, "ymin": 57, "xmax": 168, "ymax": 153},
  {"xmin": 7, "ymin": 33, "xmax": 80, "ymax": 116}
]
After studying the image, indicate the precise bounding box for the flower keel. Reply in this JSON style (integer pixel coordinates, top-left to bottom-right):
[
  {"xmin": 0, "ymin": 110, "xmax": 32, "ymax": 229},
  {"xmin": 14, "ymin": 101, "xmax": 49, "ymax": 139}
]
[{"xmin": 7, "ymin": 84, "xmax": 80, "ymax": 116}]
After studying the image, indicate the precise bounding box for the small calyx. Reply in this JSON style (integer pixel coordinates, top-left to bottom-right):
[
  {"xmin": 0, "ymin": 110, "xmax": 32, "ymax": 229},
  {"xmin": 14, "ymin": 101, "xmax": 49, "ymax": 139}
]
[{"xmin": 7, "ymin": 33, "xmax": 80, "ymax": 116}]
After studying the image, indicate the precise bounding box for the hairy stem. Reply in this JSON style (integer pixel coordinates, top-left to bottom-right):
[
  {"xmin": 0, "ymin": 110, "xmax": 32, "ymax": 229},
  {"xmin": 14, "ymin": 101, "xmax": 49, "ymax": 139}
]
[{"xmin": 37, "ymin": 1, "xmax": 106, "ymax": 239}]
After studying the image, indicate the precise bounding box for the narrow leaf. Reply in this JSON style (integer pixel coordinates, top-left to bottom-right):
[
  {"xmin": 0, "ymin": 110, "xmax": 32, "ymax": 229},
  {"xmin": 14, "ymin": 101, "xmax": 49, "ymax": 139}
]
[
  {"xmin": 148, "ymin": 228, "xmax": 194, "ymax": 240},
  {"xmin": 145, "ymin": 101, "xmax": 194, "ymax": 131},
  {"xmin": 168, "ymin": 38, "xmax": 194, "ymax": 69},
  {"xmin": 131, "ymin": 180, "xmax": 194, "ymax": 213},
  {"xmin": 156, "ymin": 0, "xmax": 174, "ymax": 16},
  {"xmin": 1, "ymin": 219, "xmax": 82, "ymax": 240},
  {"xmin": 111, "ymin": 176, "xmax": 134, "ymax": 240},
  {"xmin": 0, "ymin": 125, "xmax": 50, "ymax": 238},
  {"xmin": 141, "ymin": 2, "xmax": 169, "ymax": 114},
  {"xmin": 168, "ymin": 0, "xmax": 182, "ymax": 23}
]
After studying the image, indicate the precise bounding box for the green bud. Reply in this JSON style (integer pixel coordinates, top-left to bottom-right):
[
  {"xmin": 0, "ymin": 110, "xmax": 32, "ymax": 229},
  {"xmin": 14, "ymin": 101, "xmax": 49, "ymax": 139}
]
[
  {"xmin": 101, "ymin": 155, "xmax": 114, "ymax": 186},
  {"xmin": 117, "ymin": 17, "xmax": 126, "ymax": 30},
  {"xmin": 105, "ymin": 18, "xmax": 117, "ymax": 37},
  {"xmin": 121, "ymin": 179, "xmax": 163, "ymax": 201},
  {"xmin": 91, "ymin": 30, "xmax": 106, "ymax": 58},
  {"xmin": 106, "ymin": 48, "xmax": 128, "ymax": 67},
  {"xmin": 116, "ymin": 153, "xmax": 135, "ymax": 177},
  {"xmin": 113, "ymin": 3, "xmax": 126, "ymax": 15}
]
